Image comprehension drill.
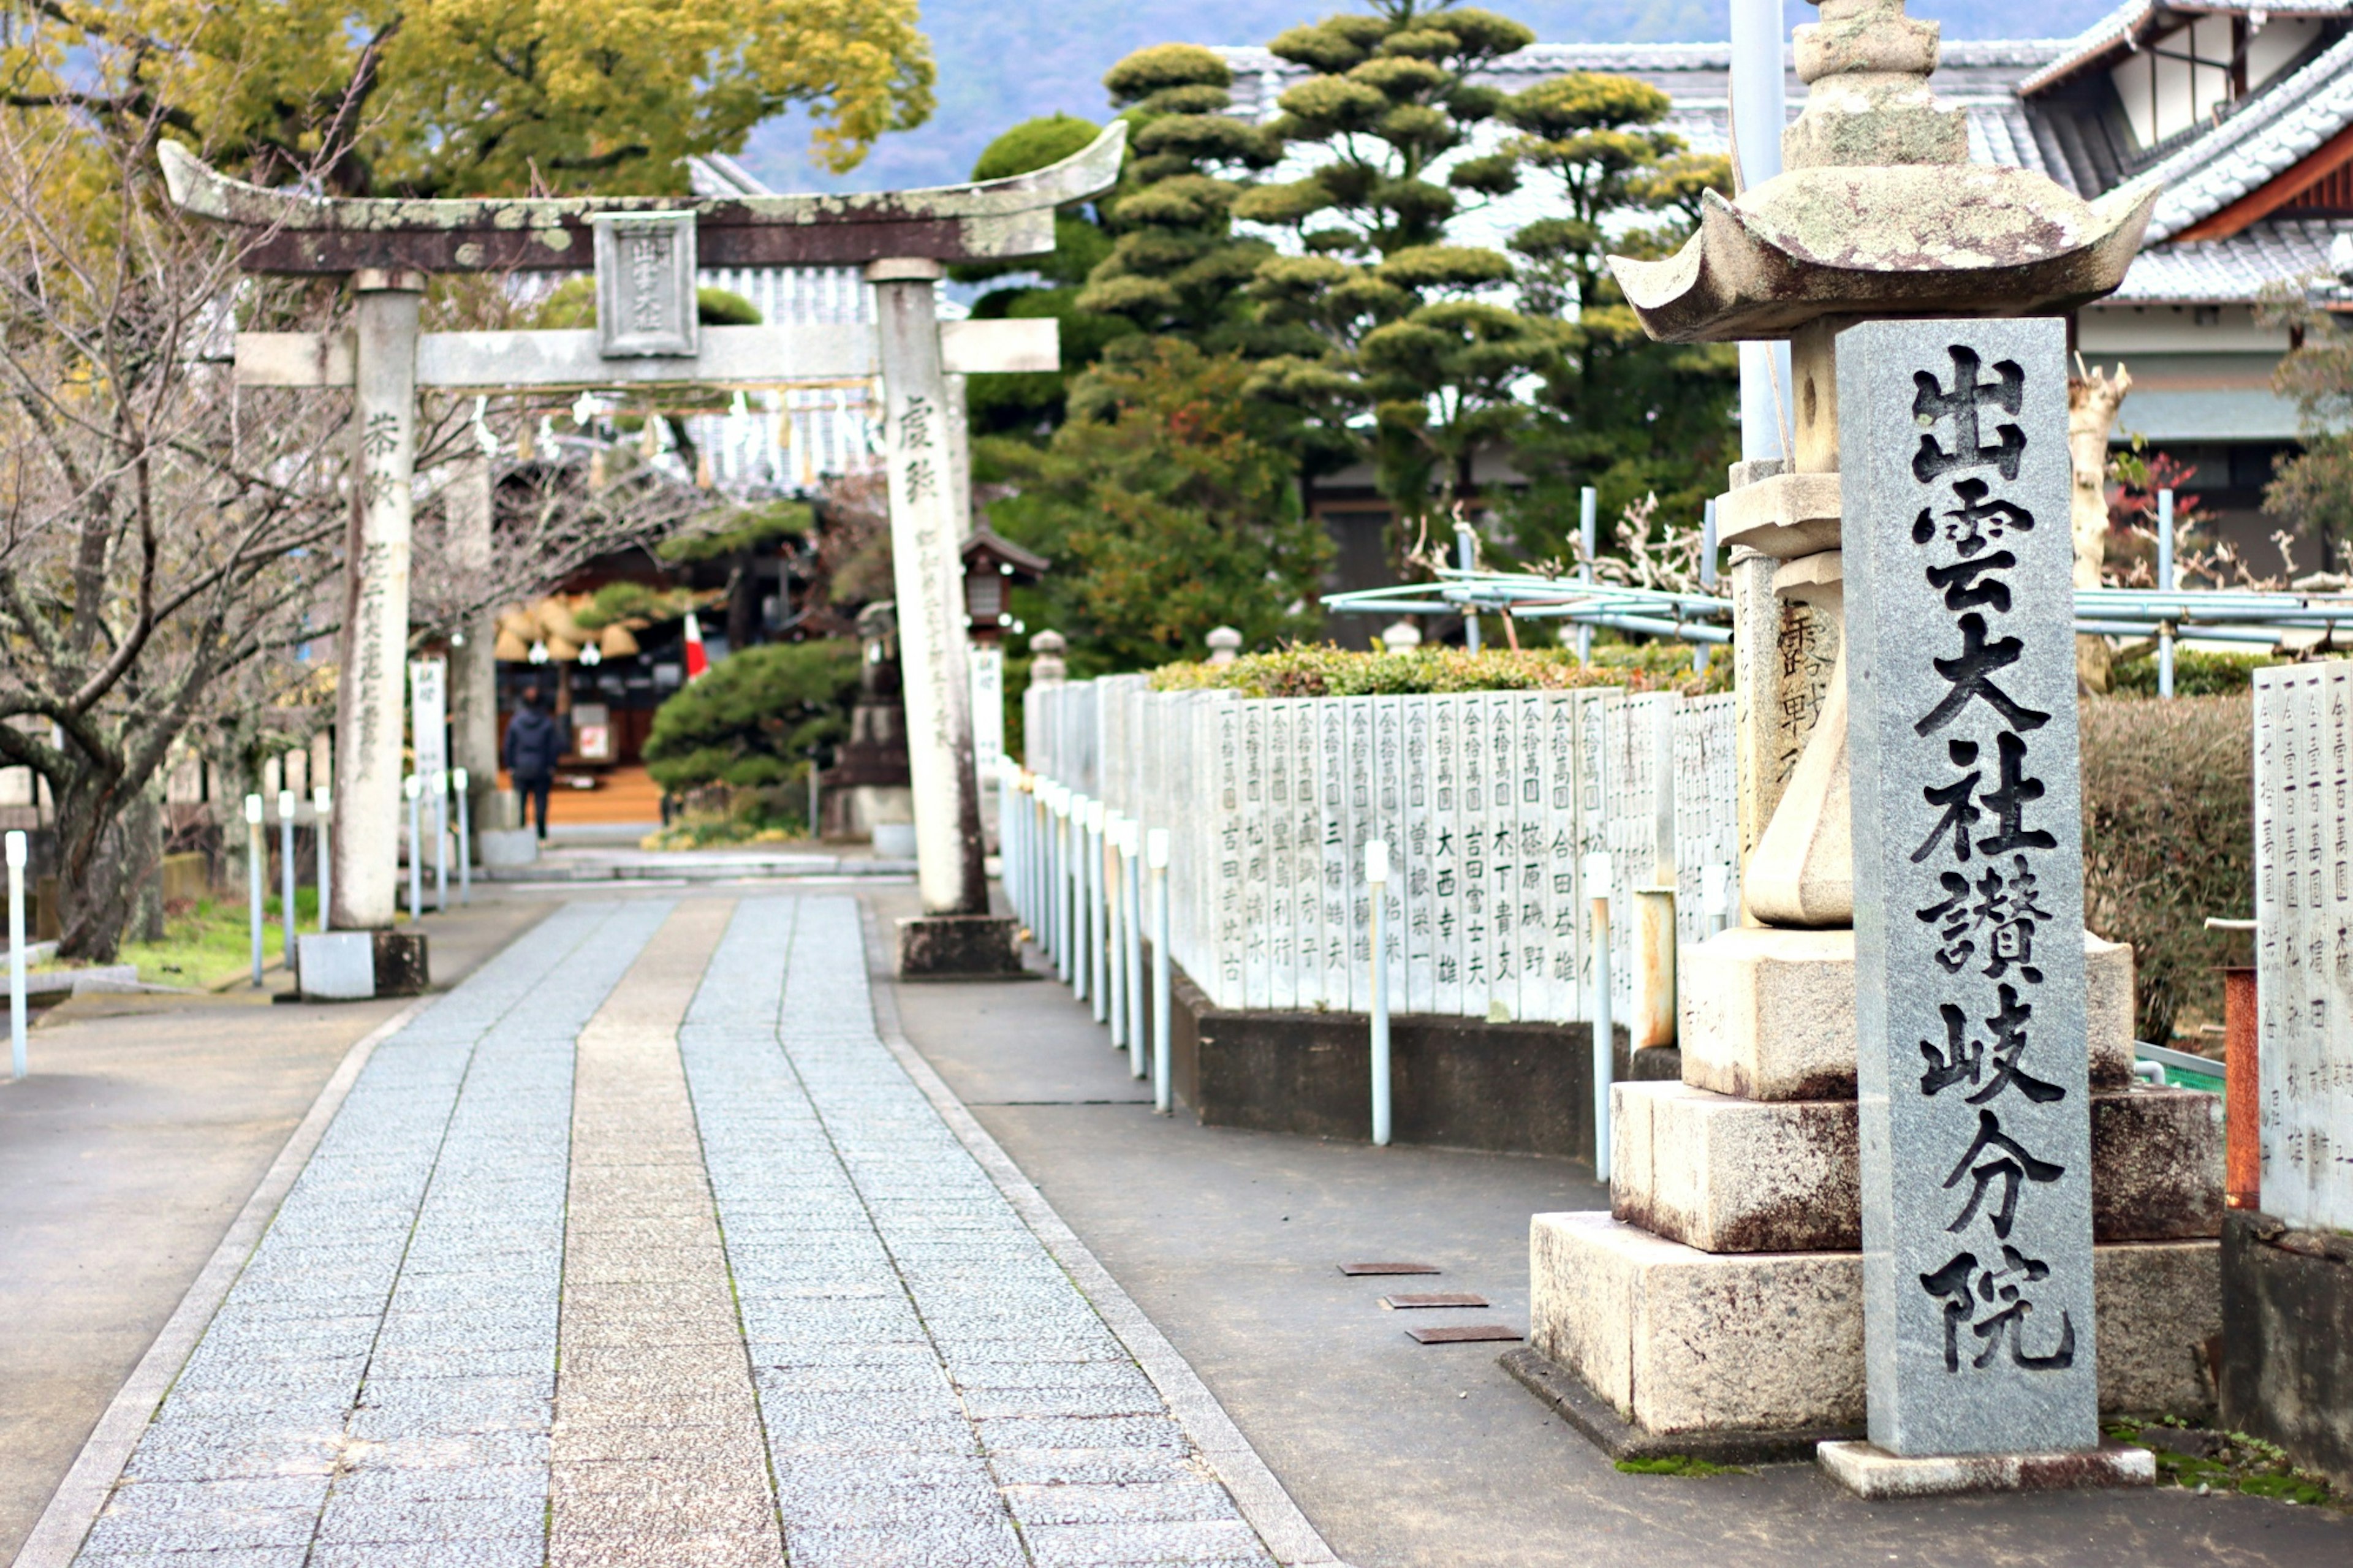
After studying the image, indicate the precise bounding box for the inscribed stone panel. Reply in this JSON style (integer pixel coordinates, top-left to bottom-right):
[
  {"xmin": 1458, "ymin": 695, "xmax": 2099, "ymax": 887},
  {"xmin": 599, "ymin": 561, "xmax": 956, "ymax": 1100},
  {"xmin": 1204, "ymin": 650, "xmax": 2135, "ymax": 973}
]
[
  {"xmin": 1319, "ymin": 700, "xmax": 1352, "ymax": 1009},
  {"xmin": 1431, "ymin": 696, "xmax": 1464, "ymax": 1017},
  {"xmin": 1241, "ymin": 700, "xmax": 1270, "ymax": 1009},
  {"xmin": 1214, "ymin": 697, "xmax": 1244, "ymax": 1008},
  {"xmin": 1292, "ymin": 699, "xmax": 1325, "ymax": 1010},
  {"xmin": 1460, "ymin": 694, "xmax": 1492, "ymax": 1019},
  {"xmin": 1842, "ymin": 316, "xmax": 2093, "ymax": 1456},
  {"xmin": 1404, "ymin": 696, "xmax": 1436, "ymax": 1015},
  {"xmin": 2255, "ymin": 665, "xmax": 2353, "ymax": 1231},
  {"xmin": 1267, "ymin": 702, "xmax": 1298, "ymax": 1011}
]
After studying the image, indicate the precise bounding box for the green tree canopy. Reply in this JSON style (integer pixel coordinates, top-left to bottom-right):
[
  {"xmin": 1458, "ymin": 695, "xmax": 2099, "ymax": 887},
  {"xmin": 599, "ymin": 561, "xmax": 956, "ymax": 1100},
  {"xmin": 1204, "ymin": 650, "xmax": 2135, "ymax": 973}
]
[
  {"xmin": 984, "ymin": 338, "xmax": 1330, "ymax": 671},
  {"xmin": 5, "ymin": 0, "xmax": 935, "ymax": 195},
  {"xmin": 642, "ymin": 640, "xmax": 862, "ymax": 792}
]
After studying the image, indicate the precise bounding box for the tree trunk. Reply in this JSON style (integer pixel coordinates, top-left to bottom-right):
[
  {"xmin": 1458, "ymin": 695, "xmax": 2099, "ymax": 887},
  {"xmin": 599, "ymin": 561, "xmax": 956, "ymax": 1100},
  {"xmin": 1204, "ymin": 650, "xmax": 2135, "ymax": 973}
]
[
  {"xmin": 53, "ymin": 782, "xmax": 162, "ymax": 961},
  {"xmin": 2069, "ymin": 363, "xmax": 2132, "ymax": 694}
]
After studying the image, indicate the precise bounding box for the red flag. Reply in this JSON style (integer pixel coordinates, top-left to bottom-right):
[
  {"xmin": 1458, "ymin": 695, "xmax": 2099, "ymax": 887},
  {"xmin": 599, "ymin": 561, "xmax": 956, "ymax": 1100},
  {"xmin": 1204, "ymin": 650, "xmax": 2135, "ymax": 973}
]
[{"xmin": 683, "ymin": 611, "xmax": 709, "ymax": 681}]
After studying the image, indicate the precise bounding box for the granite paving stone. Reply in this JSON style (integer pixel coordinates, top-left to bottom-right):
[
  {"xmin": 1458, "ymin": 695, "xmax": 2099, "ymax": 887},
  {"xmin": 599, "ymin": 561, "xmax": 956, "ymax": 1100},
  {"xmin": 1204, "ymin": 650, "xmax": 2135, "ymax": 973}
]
[{"xmin": 64, "ymin": 894, "xmax": 1283, "ymax": 1567}]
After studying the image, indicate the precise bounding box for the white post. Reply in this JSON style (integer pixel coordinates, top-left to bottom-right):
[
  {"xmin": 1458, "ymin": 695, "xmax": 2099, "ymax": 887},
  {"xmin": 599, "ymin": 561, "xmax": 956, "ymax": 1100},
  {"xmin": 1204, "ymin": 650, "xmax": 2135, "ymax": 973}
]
[
  {"xmin": 1091, "ymin": 795, "xmax": 1110, "ymax": 1026},
  {"xmin": 278, "ymin": 789, "xmax": 297, "ymax": 966},
  {"xmin": 1070, "ymin": 792, "xmax": 1090, "ymax": 998},
  {"xmin": 1455, "ymin": 520, "xmax": 1481, "ymax": 654},
  {"xmin": 1697, "ymin": 499, "xmax": 1719, "ymax": 678},
  {"xmin": 1089, "ymin": 800, "xmax": 1109, "ymax": 1025},
  {"xmin": 433, "ymin": 770, "xmax": 450, "ymax": 912},
  {"xmin": 868, "ymin": 258, "xmax": 989, "ymax": 915},
  {"xmin": 7, "ymin": 830, "xmax": 25, "ymax": 1081},
  {"xmin": 245, "ymin": 794, "xmax": 265, "ymax": 988},
  {"xmin": 1105, "ymin": 810, "xmax": 1127, "ymax": 1049},
  {"xmin": 2158, "ymin": 487, "xmax": 2177, "ymax": 700},
  {"xmin": 1730, "ymin": 0, "xmax": 1794, "ymax": 469},
  {"xmin": 1577, "ymin": 487, "xmax": 1598, "ymax": 663},
  {"xmin": 335, "ymin": 269, "xmax": 423, "ymax": 931},
  {"xmin": 453, "ymin": 767, "xmax": 471, "ymax": 905},
  {"xmin": 1055, "ymin": 789, "xmax": 1074, "ymax": 983},
  {"xmin": 1368, "ymin": 838, "xmax": 1392, "ymax": 1147},
  {"xmin": 447, "ymin": 450, "xmax": 499, "ymax": 854},
  {"xmin": 1123, "ymin": 822, "xmax": 1146, "ymax": 1080},
  {"xmin": 1586, "ymin": 850, "xmax": 1615, "ymax": 1183},
  {"xmin": 404, "ymin": 774, "xmax": 423, "ymax": 920},
  {"xmin": 313, "ymin": 786, "xmax": 333, "ymax": 931},
  {"xmin": 1149, "ymin": 828, "xmax": 1172, "ymax": 1115}
]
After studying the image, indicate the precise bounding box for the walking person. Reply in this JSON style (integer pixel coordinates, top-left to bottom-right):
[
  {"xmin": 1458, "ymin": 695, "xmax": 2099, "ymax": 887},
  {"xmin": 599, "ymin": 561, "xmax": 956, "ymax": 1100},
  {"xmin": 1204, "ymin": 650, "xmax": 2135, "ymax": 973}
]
[{"xmin": 502, "ymin": 685, "xmax": 569, "ymax": 840}]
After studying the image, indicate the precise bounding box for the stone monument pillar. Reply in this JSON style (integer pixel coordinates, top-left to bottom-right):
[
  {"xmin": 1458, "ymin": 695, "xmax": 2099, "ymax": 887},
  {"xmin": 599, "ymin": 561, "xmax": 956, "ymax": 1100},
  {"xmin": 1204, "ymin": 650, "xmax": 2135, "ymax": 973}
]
[
  {"xmin": 870, "ymin": 259, "xmax": 1021, "ymax": 976},
  {"xmin": 1514, "ymin": 0, "xmax": 2227, "ymax": 1495},
  {"xmin": 337, "ymin": 270, "xmax": 422, "ymax": 936}
]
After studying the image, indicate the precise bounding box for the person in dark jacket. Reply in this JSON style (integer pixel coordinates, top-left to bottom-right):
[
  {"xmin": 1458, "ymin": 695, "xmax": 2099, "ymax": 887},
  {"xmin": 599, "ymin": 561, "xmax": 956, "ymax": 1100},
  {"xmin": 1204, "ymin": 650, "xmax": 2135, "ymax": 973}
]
[{"xmin": 502, "ymin": 687, "xmax": 569, "ymax": 839}]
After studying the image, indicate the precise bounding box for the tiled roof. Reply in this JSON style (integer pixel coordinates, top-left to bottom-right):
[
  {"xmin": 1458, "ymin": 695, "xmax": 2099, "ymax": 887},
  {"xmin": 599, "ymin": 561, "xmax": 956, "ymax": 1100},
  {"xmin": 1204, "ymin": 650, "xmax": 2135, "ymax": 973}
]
[
  {"xmin": 2138, "ymin": 31, "xmax": 2353, "ymax": 238},
  {"xmin": 2019, "ymin": 0, "xmax": 2353, "ymax": 95},
  {"xmin": 2112, "ymin": 217, "xmax": 2353, "ymax": 300}
]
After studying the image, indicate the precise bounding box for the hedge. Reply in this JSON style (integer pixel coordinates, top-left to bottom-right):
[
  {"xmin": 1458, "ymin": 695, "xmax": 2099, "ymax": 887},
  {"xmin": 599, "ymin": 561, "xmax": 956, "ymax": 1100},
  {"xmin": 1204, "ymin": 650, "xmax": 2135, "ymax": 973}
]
[
  {"xmin": 2080, "ymin": 693, "xmax": 2252, "ymax": 1045},
  {"xmin": 1145, "ymin": 640, "xmax": 1726, "ymax": 698}
]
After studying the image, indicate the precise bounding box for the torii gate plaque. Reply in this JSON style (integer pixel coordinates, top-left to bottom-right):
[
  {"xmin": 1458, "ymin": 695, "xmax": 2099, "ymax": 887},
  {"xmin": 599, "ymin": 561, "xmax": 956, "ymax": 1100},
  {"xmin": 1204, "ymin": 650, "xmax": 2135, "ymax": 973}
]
[{"xmin": 162, "ymin": 129, "xmax": 1122, "ymax": 974}]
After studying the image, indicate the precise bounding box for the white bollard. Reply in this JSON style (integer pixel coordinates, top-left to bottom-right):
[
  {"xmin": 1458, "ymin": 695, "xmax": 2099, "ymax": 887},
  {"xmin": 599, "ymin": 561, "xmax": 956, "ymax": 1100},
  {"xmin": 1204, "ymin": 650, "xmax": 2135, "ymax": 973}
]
[
  {"xmin": 1055, "ymin": 789, "xmax": 1074, "ymax": 983},
  {"xmin": 1148, "ymin": 828, "xmax": 1172, "ymax": 1115},
  {"xmin": 1087, "ymin": 798, "xmax": 1108, "ymax": 1023},
  {"xmin": 245, "ymin": 793, "xmax": 266, "ymax": 987},
  {"xmin": 278, "ymin": 789, "xmax": 297, "ymax": 968},
  {"xmin": 1074, "ymin": 792, "xmax": 1092, "ymax": 999},
  {"xmin": 313, "ymin": 785, "xmax": 333, "ymax": 931},
  {"xmin": 433, "ymin": 768, "xmax": 450, "ymax": 912},
  {"xmin": 7, "ymin": 829, "xmax": 26, "ymax": 1080},
  {"xmin": 1586, "ymin": 850, "xmax": 1615, "ymax": 1183},
  {"xmin": 1105, "ymin": 810, "xmax": 1127, "ymax": 1050},
  {"xmin": 1368, "ymin": 838, "xmax": 1392, "ymax": 1147},
  {"xmin": 2158, "ymin": 487, "xmax": 2177, "ymax": 700},
  {"xmin": 1123, "ymin": 821, "xmax": 1146, "ymax": 1080},
  {"xmin": 404, "ymin": 774, "xmax": 423, "ymax": 921},
  {"xmin": 453, "ymin": 767, "xmax": 472, "ymax": 906}
]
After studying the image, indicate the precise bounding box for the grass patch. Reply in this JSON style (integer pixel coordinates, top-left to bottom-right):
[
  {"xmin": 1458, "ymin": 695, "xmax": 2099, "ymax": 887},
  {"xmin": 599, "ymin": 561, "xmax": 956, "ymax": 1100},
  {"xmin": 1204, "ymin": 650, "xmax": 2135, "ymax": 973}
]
[
  {"xmin": 1613, "ymin": 1455, "xmax": 1743, "ymax": 1477},
  {"xmin": 117, "ymin": 892, "xmax": 315, "ymax": 989},
  {"xmin": 2107, "ymin": 1418, "xmax": 2341, "ymax": 1508}
]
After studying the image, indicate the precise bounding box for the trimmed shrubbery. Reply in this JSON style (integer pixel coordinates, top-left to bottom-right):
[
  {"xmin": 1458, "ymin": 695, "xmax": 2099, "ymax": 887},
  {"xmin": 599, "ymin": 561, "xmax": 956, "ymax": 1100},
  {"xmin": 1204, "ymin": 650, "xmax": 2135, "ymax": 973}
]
[
  {"xmin": 1145, "ymin": 640, "xmax": 1726, "ymax": 698},
  {"xmin": 2080, "ymin": 692, "xmax": 2253, "ymax": 1046}
]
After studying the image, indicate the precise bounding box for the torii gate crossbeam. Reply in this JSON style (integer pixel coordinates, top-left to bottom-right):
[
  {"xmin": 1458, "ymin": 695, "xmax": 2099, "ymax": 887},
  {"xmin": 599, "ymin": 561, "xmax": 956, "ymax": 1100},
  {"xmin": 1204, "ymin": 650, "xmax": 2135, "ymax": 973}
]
[{"xmin": 162, "ymin": 127, "xmax": 1124, "ymax": 979}]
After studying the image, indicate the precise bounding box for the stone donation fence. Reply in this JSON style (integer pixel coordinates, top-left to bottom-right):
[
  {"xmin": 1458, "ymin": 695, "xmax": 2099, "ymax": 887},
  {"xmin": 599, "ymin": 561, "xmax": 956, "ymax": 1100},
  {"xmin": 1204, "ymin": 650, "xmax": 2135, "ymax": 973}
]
[{"xmin": 1007, "ymin": 675, "xmax": 1740, "ymax": 1026}]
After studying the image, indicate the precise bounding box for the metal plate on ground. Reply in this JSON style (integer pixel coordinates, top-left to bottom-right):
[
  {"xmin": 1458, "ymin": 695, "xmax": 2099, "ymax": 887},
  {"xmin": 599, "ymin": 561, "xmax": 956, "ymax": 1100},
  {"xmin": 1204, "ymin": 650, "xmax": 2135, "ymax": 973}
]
[
  {"xmin": 1379, "ymin": 1292, "xmax": 1490, "ymax": 1310},
  {"xmin": 1338, "ymin": 1262, "xmax": 1441, "ymax": 1276},
  {"xmin": 1408, "ymin": 1324, "xmax": 1522, "ymax": 1344}
]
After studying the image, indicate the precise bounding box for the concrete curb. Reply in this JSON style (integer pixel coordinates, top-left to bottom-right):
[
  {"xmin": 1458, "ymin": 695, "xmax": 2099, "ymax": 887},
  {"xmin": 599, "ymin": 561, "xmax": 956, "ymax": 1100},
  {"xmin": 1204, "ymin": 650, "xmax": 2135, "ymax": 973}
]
[
  {"xmin": 9, "ymin": 992, "xmax": 436, "ymax": 1568},
  {"xmin": 859, "ymin": 906, "xmax": 1346, "ymax": 1568}
]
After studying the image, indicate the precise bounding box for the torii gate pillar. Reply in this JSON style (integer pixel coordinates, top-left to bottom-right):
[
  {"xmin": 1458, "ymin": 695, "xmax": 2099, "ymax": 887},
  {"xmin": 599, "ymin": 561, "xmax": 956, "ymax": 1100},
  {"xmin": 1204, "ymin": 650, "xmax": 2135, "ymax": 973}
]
[
  {"xmin": 338, "ymin": 269, "xmax": 423, "ymax": 932},
  {"xmin": 870, "ymin": 258, "xmax": 989, "ymax": 922}
]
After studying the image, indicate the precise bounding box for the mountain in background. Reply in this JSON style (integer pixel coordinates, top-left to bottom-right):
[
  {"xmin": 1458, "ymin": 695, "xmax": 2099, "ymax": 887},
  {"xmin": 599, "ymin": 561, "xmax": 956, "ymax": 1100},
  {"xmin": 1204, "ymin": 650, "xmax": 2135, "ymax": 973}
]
[{"xmin": 739, "ymin": 0, "xmax": 2121, "ymax": 194}]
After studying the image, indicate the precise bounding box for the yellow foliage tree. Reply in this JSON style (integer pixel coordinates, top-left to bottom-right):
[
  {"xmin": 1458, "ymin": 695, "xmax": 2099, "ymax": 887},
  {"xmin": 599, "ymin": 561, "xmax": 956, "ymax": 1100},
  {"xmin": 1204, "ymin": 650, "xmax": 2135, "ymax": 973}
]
[{"xmin": 2, "ymin": 0, "xmax": 934, "ymax": 195}]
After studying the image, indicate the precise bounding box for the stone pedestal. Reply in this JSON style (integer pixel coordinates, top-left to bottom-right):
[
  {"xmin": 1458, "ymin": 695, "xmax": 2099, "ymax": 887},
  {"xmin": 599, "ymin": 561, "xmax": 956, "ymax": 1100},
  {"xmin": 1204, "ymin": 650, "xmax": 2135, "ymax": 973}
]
[
  {"xmin": 2220, "ymin": 1211, "xmax": 2353, "ymax": 1492},
  {"xmin": 897, "ymin": 914, "xmax": 1026, "ymax": 980},
  {"xmin": 1528, "ymin": 1213, "xmax": 2221, "ymax": 1444},
  {"xmin": 1816, "ymin": 1440, "xmax": 2153, "ymax": 1499},
  {"xmin": 1517, "ymin": 927, "xmax": 2228, "ymax": 1459},
  {"xmin": 1677, "ymin": 926, "xmax": 2136, "ymax": 1100}
]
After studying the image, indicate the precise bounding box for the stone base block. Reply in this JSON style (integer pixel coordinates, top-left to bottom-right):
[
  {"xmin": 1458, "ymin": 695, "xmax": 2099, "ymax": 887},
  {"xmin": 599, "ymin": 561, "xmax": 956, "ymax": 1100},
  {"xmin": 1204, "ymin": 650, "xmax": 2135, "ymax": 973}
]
[
  {"xmin": 1678, "ymin": 926, "xmax": 2135, "ymax": 1099},
  {"xmin": 1611, "ymin": 1081, "xmax": 2221, "ymax": 1252},
  {"xmin": 1817, "ymin": 1439, "xmax": 2153, "ymax": 1499},
  {"xmin": 1528, "ymin": 1213, "xmax": 2219, "ymax": 1439},
  {"xmin": 372, "ymin": 930, "xmax": 430, "ymax": 997},
  {"xmin": 2221, "ymin": 1210, "xmax": 2353, "ymax": 1492},
  {"xmin": 297, "ymin": 932, "xmax": 376, "ymax": 1001},
  {"xmin": 896, "ymin": 914, "xmax": 1026, "ymax": 980}
]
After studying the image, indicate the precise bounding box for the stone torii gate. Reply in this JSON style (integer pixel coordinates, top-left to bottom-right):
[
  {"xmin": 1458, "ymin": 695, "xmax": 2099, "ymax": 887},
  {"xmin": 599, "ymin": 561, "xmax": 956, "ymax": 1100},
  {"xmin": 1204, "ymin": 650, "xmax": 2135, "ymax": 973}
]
[{"xmin": 161, "ymin": 129, "xmax": 1123, "ymax": 972}]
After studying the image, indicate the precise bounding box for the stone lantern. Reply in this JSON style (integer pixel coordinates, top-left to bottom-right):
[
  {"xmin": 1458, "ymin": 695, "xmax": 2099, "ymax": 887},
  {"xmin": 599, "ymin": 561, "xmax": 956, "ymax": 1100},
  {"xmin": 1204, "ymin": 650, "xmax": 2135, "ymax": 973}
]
[{"xmin": 1519, "ymin": 0, "xmax": 2224, "ymax": 1498}]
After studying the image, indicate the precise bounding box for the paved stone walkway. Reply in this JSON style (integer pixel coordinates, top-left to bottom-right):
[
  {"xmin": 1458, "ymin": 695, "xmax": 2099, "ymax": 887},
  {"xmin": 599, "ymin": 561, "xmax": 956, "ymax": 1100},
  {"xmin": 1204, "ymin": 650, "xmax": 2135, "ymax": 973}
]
[{"xmin": 67, "ymin": 897, "xmax": 1282, "ymax": 1567}]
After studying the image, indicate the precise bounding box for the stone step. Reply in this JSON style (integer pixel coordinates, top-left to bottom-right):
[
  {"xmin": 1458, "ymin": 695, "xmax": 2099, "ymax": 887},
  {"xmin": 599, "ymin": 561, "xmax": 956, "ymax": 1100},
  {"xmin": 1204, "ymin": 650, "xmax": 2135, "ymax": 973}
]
[
  {"xmin": 1611, "ymin": 1080, "xmax": 2222, "ymax": 1252},
  {"xmin": 1678, "ymin": 926, "xmax": 2137, "ymax": 1100},
  {"xmin": 1528, "ymin": 1212, "xmax": 2218, "ymax": 1441}
]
